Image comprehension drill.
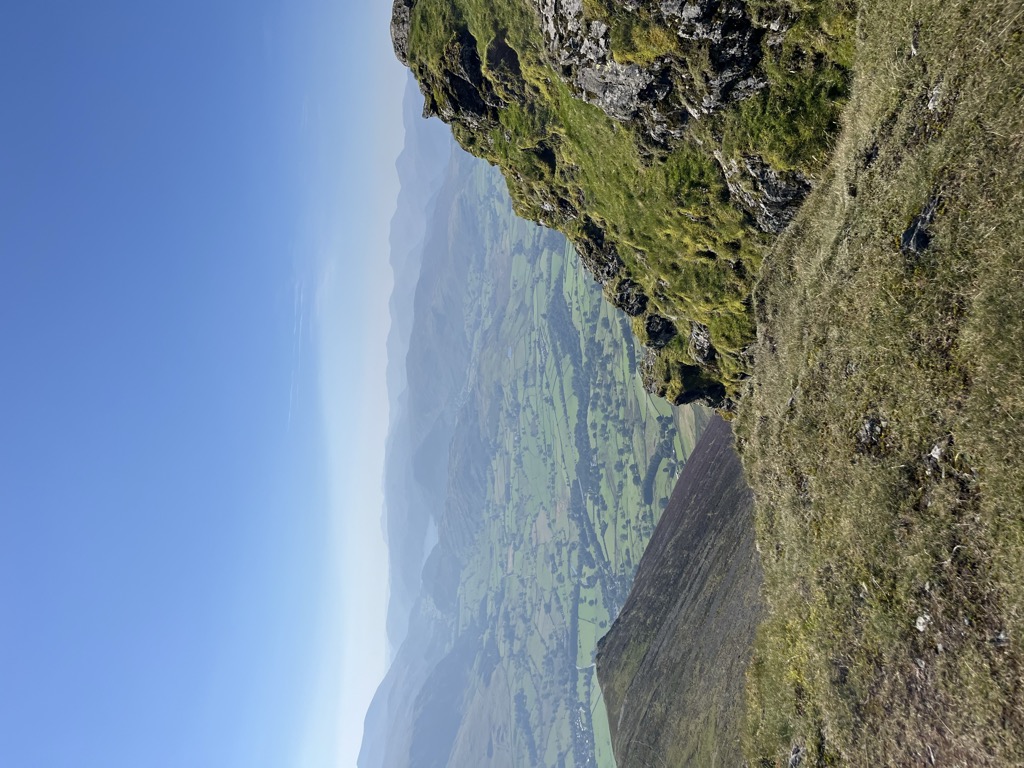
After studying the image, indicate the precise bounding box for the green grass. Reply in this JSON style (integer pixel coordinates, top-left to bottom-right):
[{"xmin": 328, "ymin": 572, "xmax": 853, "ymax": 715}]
[
  {"xmin": 404, "ymin": 0, "xmax": 855, "ymax": 402},
  {"xmin": 737, "ymin": 0, "xmax": 1024, "ymax": 763}
]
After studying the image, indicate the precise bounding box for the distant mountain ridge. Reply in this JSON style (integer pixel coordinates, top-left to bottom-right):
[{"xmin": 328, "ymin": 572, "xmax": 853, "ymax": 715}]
[{"xmin": 381, "ymin": 74, "xmax": 454, "ymax": 652}]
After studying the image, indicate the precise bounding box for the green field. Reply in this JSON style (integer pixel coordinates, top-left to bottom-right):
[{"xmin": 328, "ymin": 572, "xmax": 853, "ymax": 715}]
[{"xmin": 407, "ymin": 155, "xmax": 710, "ymax": 767}]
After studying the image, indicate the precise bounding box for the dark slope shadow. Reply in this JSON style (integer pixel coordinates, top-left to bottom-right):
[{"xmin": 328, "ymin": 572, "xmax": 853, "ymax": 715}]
[{"xmin": 596, "ymin": 416, "xmax": 764, "ymax": 767}]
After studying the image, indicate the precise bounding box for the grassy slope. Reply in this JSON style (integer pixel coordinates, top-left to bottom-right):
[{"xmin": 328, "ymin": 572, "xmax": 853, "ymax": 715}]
[
  {"xmin": 738, "ymin": 0, "xmax": 1024, "ymax": 763},
  {"xmin": 405, "ymin": 0, "xmax": 855, "ymax": 402},
  {"xmin": 401, "ymin": 0, "xmax": 1024, "ymax": 763},
  {"xmin": 596, "ymin": 416, "xmax": 763, "ymax": 768},
  {"xmin": 439, "ymin": 158, "xmax": 710, "ymax": 767}
]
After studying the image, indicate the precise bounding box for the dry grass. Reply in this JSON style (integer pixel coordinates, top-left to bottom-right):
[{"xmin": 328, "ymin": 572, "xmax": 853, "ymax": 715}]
[{"xmin": 737, "ymin": 0, "xmax": 1024, "ymax": 764}]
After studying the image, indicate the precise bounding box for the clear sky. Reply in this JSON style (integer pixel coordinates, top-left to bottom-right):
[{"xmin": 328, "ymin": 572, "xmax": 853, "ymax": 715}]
[{"xmin": 0, "ymin": 1, "xmax": 405, "ymax": 766}]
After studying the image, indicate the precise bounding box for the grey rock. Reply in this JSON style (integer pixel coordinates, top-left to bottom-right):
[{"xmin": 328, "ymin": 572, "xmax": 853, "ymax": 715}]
[
  {"xmin": 526, "ymin": 0, "xmax": 766, "ymax": 144},
  {"xmin": 856, "ymin": 415, "xmax": 888, "ymax": 452},
  {"xmin": 715, "ymin": 152, "xmax": 811, "ymax": 234},
  {"xmin": 661, "ymin": 1, "xmax": 704, "ymax": 22},
  {"xmin": 644, "ymin": 314, "xmax": 678, "ymax": 349},
  {"xmin": 419, "ymin": 28, "xmax": 499, "ymax": 130},
  {"xmin": 689, "ymin": 321, "xmax": 715, "ymax": 364},
  {"xmin": 576, "ymin": 218, "xmax": 625, "ymax": 284},
  {"xmin": 901, "ymin": 197, "xmax": 939, "ymax": 257},
  {"xmin": 390, "ymin": 0, "xmax": 415, "ymax": 66},
  {"xmin": 576, "ymin": 63, "xmax": 655, "ymax": 122},
  {"xmin": 613, "ymin": 279, "xmax": 649, "ymax": 316},
  {"xmin": 927, "ymin": 77, "xmax": 944, "ymax": 111}
]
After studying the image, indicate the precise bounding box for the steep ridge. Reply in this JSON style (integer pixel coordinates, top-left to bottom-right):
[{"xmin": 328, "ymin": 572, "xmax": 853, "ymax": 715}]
[
  {"xmin": 391, "ymin": 0, "xmax": 855, "ymax": 404},
  {"xmin": 596, "ymin": 415, "xmax": 762, "ymax": 767},
  {"xmin": 382, "ymin": 78, "xmax": 458, "ymax": 650}
]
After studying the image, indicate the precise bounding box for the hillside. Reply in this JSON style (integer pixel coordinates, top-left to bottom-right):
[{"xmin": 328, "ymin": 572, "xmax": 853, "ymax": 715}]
[
  {"xmin": 596, "ymin": 415, "xmax": 762, "ymax": 768},
  {"xmin": 738, "ymin": 0, "xmax": 1024, "ymax": 763},
  {"xmin": 392, "ymin": 0, "xmax": 855, "ymax": 405},
  {"xmin": 391, "ymin": 0, "xmax": 1024, "ymax": 764}
]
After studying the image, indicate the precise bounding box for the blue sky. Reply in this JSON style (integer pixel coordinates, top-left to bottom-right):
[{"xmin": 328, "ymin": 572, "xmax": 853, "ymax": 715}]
[{"xmin": 0, "ymin": 1, "xmax": 405, "ymax": 766}]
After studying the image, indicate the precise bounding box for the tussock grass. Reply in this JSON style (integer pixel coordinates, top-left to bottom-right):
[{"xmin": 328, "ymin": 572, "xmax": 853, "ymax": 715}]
[{"xmin": 737, "ymin": 0, "xmax": 1024, "ymax": 763}]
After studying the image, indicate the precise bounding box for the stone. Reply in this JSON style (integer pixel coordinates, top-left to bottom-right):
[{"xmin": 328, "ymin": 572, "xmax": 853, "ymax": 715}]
[
  {"xmin": 716, "ymin": 151, "xmax": 811, "ymax": 234},
  {"xmin": 390, "ymin": 0, "xmax": 415, "ymax": 66},
  {"xmin": 613, "ymin": 279, "xmax": 649, "ymax": 316},
  {"xmin": 526, "ymin": 0, "xmax": 767, "ymax": 146},
  {"xmin": 901, "ymin": 197, "xmax": 939, "ymax": 257},
  {"xmin": 645, "ymin": 314, "xmax": 678, "ymax": 349},
  {"xmin": 689, "ymin": 321, "xmax": 715, "ymax": 364},
  {"xmin": 857, "ymin": 414, "xmax": 887, "ymax": 452},
  {"xmin": 576, "ymin": 218, "xmax": 624, "ymax": 284}
]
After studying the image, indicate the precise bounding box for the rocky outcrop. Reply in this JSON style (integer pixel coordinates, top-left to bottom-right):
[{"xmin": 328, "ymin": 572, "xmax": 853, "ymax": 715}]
[
  {"xmin": 390, "ymin": 0, "xmax": 415, "ymax": 66},
  {"xmin": 530, "ymin": 0, "xmax": 771, "ymax": 146},
  {"xmin": 640, "ymin": 348, "xmax": 727, "ymax": 407},
  {"xmin": 420, "ymin": 28, "xmax": 497, "ymax": 129},
  {"xmin": 688, "ymin": 321, "xmax": 715, "ymax": 364},
  {"xmin": 391, "ymin": 0, "xmax": 850, "ymax": 406},
  {"xmin": 575, "ymin": 216, "xmax": 624, "ymax": 283},
  {"xmin": 613, "ymin": 279, "xmax": 649, "ymax": 316},
  {"xmin": 644, "ymin": 313, "xmax": 677, "ymax": 349},
  {"xmin": 715, "ymin": 151, "xmax": 812, "ymax": 234}
]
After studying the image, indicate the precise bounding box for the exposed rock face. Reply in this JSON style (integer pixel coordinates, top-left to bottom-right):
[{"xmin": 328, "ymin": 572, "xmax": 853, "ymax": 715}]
[
  {"xmin": 400, "ymin": 0, "xmax": 776, "ymax": 151},
  {"xmin": 530, "ymin": 0, "xmax": 771, "ymax": 146},
  {"xmin": 613, "ymin": 279, "xmax": 649, "ymax": 316},
  {"xmin": 576, "ymin": 216, "xmax": 625, "ymax": 284},
  {"xmin": 715, "ymin": 151, "xmax": 812, "ymax": 234},
  {"xmin": 640, "ymin": 348, "xmax": 727, "ymax": 407},
  {"xmin": 420, "ymin": 29, "xmax": 497, "ymax": 128},
  {"xmin": 688, "ymin": 321, "xmax": 715, "ymax": 364},
  {"xmin": 390, "ymin": 0, "xmax": 415, "ymax": 66},
  {"xmin": 645, "ymin": 313, "xmax": 677, "ymax": 349}
]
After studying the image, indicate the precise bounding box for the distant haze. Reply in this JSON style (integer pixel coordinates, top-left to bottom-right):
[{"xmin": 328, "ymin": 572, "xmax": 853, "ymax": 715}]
[{"xmin": 359, "ymin": 109, "xmax": 706, "ymax": 767}]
